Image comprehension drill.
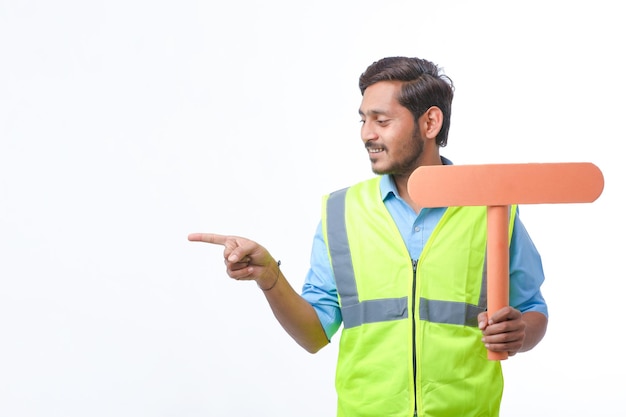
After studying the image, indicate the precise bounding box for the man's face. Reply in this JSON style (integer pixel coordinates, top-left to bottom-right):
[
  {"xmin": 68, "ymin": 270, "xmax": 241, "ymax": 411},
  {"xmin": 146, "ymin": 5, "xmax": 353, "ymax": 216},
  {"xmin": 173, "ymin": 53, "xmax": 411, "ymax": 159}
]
[{"xmin": 359, "ymin": 81, "xmax": 424, "ymax": 176}]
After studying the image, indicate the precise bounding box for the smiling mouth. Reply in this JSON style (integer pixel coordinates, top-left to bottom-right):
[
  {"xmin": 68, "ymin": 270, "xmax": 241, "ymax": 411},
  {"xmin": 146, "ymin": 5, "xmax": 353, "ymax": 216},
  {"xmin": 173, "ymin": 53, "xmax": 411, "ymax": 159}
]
[{"xmin": 366, "ymin": 145, "xmax": 384, "ymax": 154}]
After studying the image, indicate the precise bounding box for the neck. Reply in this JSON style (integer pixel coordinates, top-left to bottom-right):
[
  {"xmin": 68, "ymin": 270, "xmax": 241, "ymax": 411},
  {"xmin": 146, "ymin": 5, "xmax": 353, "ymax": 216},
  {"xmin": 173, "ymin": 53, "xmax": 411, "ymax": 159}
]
[{"xmin": 393, "ymin": 153, "xmax": 443, "ymax": 213}]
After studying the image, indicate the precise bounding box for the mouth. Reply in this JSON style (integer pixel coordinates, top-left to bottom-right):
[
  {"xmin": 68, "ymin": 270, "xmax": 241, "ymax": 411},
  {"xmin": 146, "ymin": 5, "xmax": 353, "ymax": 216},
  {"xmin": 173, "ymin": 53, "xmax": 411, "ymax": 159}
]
[{"xmin": 366, "ymin": 144, "xmax": 385, "ymax": 154}]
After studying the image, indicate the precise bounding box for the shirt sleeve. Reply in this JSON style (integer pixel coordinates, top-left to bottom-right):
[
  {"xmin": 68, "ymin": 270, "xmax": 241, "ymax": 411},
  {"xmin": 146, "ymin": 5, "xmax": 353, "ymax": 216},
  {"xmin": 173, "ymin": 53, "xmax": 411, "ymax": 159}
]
[
  {"xmin": 509, "ymin": 208, "xmax": 549, "ymax": 317},
  {"xmin": 300, "ymin": 221, "xmax": 343, "ymax": 341}
]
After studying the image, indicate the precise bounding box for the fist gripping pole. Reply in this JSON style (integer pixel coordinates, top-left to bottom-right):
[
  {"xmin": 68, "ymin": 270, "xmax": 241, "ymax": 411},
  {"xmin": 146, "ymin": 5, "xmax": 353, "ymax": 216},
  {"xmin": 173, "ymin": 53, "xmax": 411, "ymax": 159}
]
[{"xmin": 407, "ymin": 162, "xmax": 604, "ymax": 360}]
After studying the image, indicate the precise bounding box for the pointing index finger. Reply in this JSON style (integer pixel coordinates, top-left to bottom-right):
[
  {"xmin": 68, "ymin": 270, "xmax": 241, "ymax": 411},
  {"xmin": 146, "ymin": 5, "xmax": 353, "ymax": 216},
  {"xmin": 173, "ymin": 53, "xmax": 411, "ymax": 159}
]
[{"xmin": 187, "ymin": 233, "xmax": 228, "ymax": 245}]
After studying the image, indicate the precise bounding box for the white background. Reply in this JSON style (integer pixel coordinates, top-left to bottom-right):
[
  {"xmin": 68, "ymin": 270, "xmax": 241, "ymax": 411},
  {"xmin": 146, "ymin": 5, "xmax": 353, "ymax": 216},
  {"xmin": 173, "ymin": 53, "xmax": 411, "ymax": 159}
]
[{"xmin": 1, "ymin": 1, "xmax": 624, "ymax": 416}]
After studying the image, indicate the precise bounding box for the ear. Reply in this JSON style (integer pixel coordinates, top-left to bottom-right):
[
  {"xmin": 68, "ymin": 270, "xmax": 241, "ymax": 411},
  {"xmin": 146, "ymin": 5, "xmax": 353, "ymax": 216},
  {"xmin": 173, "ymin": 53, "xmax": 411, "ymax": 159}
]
[{"xmin": 419, "ymin": 106, "xmax": 443, "ymax": 141}]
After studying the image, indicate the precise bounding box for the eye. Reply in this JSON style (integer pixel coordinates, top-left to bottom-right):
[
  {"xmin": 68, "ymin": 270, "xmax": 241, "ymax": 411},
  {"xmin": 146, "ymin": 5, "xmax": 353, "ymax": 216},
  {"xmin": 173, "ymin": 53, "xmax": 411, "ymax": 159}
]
[{"xmin": 377, "ymin": 119, "xmax": 391, "ymax": 125}]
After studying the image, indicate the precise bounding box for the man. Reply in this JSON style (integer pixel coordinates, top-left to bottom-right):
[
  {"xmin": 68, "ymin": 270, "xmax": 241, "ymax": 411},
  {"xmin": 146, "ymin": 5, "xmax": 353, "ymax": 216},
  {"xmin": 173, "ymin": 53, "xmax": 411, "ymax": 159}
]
[{"xmin": 189, "ymin": 56, "xmax": 548, "ymax": 417}]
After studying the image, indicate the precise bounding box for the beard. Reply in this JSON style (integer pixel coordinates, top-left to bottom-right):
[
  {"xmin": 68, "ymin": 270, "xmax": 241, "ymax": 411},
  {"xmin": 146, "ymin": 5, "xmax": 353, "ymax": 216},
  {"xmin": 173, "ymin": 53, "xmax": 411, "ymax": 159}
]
[{"xmin": 371, "ymin": 127, "xmax": 425, "ymax": 176}]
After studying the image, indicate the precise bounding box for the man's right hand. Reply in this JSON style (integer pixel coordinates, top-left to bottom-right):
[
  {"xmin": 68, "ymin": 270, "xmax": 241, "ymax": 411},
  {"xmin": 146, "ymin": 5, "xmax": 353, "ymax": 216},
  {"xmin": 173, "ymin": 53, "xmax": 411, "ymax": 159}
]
[{"xmin": 187, "ymin": 233, "xmax": 279, "ymax": 288}]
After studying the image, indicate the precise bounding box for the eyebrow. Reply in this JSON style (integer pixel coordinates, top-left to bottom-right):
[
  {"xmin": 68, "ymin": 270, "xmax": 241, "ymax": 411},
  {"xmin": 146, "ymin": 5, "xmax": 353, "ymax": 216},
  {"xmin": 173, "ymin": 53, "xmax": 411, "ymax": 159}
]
[{"xmin": 358, "ymin": 108, "xmax": 389, "ymax": 117}]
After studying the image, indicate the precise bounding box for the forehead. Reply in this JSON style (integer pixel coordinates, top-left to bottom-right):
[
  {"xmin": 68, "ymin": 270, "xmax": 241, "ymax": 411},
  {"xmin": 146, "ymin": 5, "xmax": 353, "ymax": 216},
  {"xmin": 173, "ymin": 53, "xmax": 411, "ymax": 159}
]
[{"xmin": 359, "ymin": 81, "xmax": 404, "ymax": 115}]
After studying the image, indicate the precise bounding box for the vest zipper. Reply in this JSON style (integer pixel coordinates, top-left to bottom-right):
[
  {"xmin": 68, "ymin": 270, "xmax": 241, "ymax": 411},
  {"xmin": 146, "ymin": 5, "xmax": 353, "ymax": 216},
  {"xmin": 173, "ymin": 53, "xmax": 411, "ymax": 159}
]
[{"xmin": 412, "ymin": 258, "xmax": 418, "ymax": 417}]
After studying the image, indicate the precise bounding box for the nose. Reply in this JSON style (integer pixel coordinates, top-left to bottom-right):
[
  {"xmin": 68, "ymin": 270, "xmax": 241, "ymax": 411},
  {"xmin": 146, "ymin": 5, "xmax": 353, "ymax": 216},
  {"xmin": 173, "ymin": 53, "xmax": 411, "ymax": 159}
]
[{"xmin": 361, "ymin": 120, "xmax": 378, "ymax": 143}]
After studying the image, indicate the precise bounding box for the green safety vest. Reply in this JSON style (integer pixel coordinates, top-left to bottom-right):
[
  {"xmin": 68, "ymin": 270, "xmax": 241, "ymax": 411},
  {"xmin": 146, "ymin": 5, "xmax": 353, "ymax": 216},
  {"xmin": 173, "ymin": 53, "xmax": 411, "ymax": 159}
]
[{"xmin": 322, "ymin": 177, "xmax": 516, "ymax": 417}]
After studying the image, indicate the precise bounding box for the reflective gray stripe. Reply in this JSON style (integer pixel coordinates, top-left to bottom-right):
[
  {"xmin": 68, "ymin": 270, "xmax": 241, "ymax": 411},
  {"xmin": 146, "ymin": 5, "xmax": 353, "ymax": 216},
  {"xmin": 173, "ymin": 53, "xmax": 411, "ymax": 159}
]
[
  {"xmin": 342, "ymin": 297, "xmax": 409, "ymax": 329},
  {"xmin": 478, "ymin": 250, "xmax": 489, "ymax": 312},
  {"xmin": 326, "ymin": 188, "xmax": 359, "ymax": 306},
  {"xmin": 326, "ymin": 187, "xmax": 487, "ymax": 329},
  {"xmin": 419, "ymin": 298, "xmax": 485, "ymax": 327}
]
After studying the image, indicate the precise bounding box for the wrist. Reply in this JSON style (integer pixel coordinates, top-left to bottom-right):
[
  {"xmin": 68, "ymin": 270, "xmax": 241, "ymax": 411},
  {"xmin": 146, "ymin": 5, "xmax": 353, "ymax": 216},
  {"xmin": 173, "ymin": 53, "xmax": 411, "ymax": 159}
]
[{"xmin": 257, "ymin": 260, "xmax": 281, "ymax": 291}]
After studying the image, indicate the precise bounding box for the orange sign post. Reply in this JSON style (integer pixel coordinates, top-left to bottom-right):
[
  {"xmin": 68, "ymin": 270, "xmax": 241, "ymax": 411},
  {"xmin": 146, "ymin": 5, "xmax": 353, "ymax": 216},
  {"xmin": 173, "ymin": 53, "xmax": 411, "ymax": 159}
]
[{"xmin": 407, "ymin": 162, "xmax": 604, "ymax": 360}]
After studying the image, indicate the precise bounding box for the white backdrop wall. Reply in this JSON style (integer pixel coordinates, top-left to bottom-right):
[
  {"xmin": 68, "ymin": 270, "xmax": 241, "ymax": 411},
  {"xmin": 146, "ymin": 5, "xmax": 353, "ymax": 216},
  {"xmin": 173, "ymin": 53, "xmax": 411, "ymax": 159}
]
[{"xmin": 1, "ymin": 1, "xmax": 623, "ymax": 416}]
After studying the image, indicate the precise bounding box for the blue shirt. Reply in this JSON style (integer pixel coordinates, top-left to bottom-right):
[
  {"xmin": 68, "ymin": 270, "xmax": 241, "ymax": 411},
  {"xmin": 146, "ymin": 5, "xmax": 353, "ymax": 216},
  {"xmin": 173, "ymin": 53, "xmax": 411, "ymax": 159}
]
[{"xmin": 301, "ymin": 162, "xmax": 549, "ymax": 340}]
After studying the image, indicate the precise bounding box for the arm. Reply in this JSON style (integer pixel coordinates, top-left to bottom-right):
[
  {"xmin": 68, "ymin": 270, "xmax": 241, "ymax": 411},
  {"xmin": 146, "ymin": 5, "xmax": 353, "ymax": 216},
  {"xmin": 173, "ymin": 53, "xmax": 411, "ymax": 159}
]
[
  {"xmin": 519, "ymin": 310, "xmax": 548, "ymax": 351},
  {"xmin": 188, "ymin": 233, "xmax": 329, "ymax": 353},
  {"xmin": 258, "ymin": 264, "xmax": 330, "ymax": 353}
]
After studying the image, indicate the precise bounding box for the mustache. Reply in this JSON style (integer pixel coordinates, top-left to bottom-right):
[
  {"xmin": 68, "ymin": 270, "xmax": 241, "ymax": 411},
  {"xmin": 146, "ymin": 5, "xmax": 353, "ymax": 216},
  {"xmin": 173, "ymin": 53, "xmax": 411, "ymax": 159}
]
[{"xmin": 365, "ymin": 142, "xmax": 386, "ymax": 151}]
